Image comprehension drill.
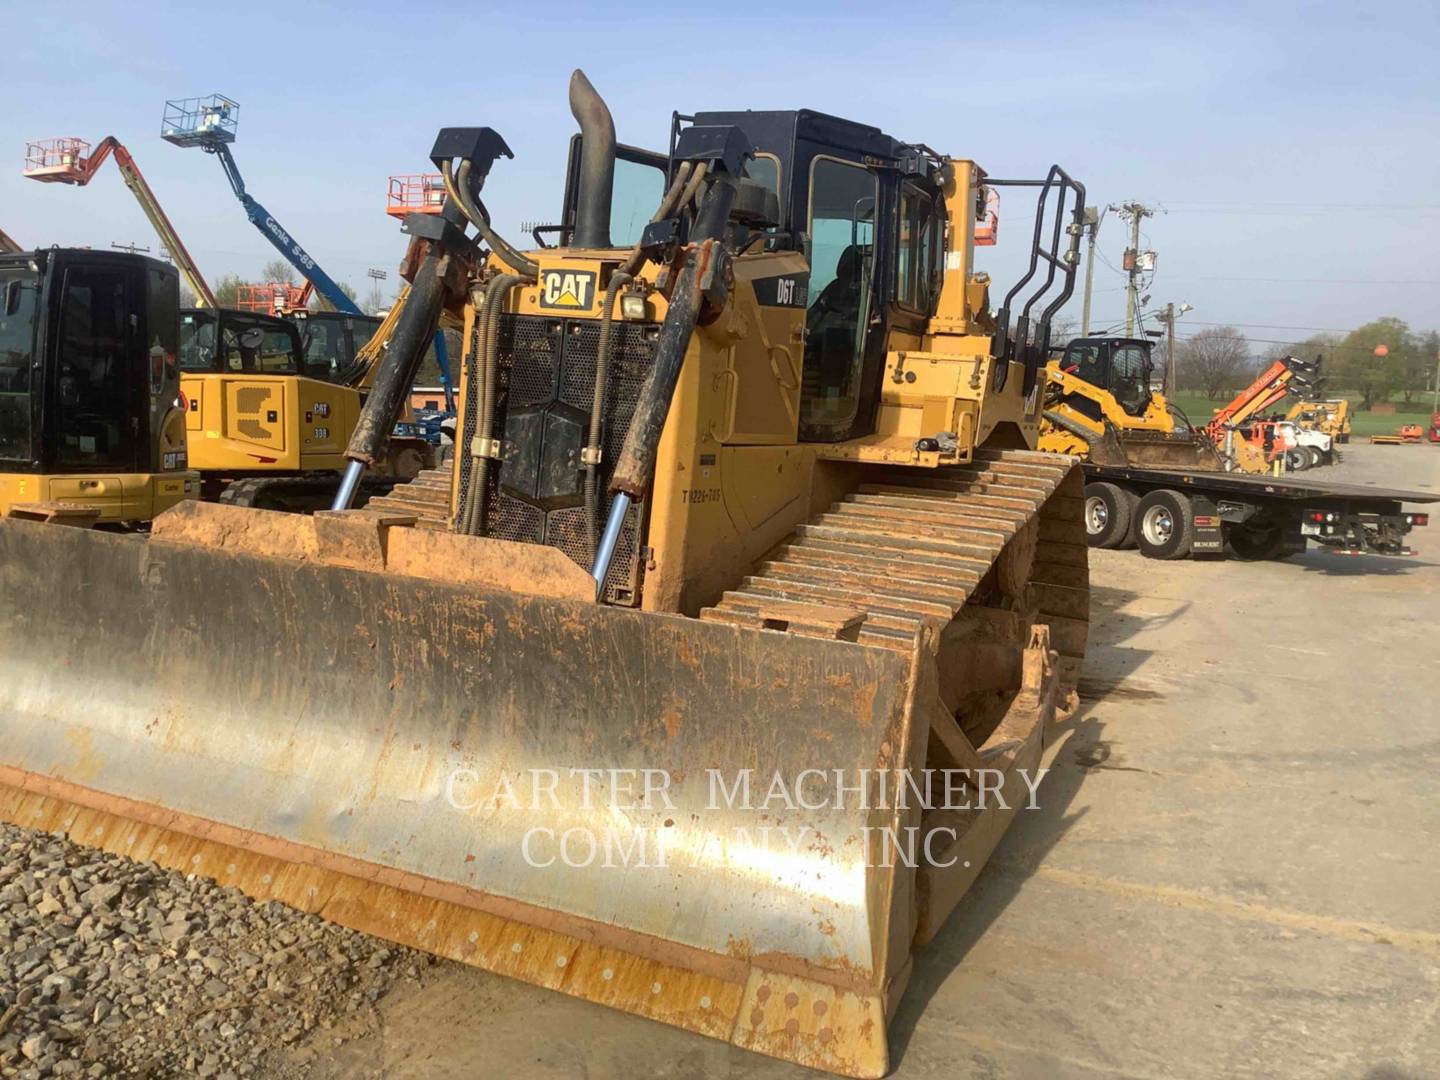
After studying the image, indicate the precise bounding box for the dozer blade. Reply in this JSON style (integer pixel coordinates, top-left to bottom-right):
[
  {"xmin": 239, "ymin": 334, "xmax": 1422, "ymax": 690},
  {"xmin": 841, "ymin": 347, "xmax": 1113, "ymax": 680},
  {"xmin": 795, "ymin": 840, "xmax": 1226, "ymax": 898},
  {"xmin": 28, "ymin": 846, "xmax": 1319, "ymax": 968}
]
[{"xmin": 0, "ymin": 462, "xmax": 1087, "ymax": 1078}]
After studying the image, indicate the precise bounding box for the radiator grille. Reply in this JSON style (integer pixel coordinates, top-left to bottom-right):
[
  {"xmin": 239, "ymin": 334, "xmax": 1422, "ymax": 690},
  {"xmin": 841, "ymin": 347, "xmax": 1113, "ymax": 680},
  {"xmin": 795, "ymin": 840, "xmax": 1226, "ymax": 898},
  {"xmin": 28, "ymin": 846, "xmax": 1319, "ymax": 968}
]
[{"xmin": 457, "ymin": 313, "xmax": 658, "ymax": 606}]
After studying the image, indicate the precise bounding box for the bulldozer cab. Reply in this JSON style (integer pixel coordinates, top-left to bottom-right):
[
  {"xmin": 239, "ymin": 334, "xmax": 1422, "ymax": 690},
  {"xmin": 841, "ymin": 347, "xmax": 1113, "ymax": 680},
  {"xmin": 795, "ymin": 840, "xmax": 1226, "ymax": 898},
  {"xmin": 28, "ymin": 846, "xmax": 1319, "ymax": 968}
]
[
  {"xmin": 180, "ymin": 307, "xmax": 303, "ymax": 374},
  {"xmin": 0, "ymin": 248, "xmax": 183, "ymax": 479},
  {"xmin": 559, "ymin": 109, "xmax": 950, "ymax": 444},
  {"xmin": 1058, "ymin": 336, "xmax": 1154, "ymax": 418}
]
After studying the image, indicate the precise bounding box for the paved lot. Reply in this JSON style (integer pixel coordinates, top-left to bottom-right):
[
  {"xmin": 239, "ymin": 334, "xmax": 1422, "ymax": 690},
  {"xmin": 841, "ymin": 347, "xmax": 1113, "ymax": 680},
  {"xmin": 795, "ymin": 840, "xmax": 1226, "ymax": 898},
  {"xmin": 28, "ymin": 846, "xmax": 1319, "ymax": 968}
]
[{"xmin": 308, "ymin": 443, "xmax": 1439, "ymax": 1080}]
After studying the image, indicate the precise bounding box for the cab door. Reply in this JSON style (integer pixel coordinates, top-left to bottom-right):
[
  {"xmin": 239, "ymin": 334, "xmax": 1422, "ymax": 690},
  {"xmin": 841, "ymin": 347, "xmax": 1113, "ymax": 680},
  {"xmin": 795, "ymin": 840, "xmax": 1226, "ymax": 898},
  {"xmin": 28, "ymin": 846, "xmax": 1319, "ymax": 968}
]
[
  {"xmin": 48, "ymin": 260, "xmax": 145, "ymax": 474},
  {"xmin": 799, "ymin": 156, "xmax": 883, "ymax": 442}
]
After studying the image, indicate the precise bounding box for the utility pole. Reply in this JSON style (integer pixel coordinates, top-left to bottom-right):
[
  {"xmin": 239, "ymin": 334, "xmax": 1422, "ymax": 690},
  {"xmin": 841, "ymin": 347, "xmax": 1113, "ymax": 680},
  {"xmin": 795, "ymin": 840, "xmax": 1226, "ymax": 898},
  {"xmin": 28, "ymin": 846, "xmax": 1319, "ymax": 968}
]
[
  {"xmin": 1080, "ymin": 206, "xmax": 1101, "ymax": 336},
  {"xmin": 1112, "ymin": 201, "xmax": 1155, "ymax": 336},
  {"xmin": 1153, "ymin": 301, "xmax": 1192, "ymax": 397}
]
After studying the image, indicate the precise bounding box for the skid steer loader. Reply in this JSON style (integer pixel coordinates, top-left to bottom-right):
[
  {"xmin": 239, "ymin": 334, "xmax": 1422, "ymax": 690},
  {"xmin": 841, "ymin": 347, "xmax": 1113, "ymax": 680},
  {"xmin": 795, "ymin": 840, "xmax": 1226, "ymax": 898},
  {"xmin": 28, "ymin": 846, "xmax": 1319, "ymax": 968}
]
[
  {"xmin": 0, "ymin": 74, "xmax": 1089, "ymax": 1077},
  {"xmin": 1038, "ymin": 336, "xmax": 1225, "ymax": 469}
]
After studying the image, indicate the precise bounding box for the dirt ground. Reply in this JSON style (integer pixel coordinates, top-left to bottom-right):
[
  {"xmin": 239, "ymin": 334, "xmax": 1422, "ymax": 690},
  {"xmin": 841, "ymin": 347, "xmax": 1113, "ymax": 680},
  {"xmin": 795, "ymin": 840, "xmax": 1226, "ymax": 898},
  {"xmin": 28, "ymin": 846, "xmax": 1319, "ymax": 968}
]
[{"xmin": 284, "ymin": 443, "xmax": 1440, "ymax": 1080}]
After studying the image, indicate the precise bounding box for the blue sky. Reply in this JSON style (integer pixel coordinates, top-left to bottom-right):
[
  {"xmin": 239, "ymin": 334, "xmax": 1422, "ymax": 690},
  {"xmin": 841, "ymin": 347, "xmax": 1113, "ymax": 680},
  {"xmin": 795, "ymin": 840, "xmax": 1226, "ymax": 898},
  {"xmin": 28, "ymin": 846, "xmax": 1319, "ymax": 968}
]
[{"xmin": 3, "ymin": 1, "xmax": 1436, "ymax": 353}]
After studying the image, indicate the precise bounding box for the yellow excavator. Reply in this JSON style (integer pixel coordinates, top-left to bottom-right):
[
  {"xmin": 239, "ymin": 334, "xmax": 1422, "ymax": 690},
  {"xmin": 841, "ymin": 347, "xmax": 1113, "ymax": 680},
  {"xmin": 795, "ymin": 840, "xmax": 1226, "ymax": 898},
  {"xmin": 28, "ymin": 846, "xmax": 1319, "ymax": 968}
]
[
  {"xmin": 0, "ymin": 74, "xmax": 1090, "ymax": 1078},
  {"xmin": 22, "ymin": 134, "xmax": 427, "ymax": 509},
  {"xmin": 0, "ymin": 247, "xmax": 197, "ymax": 523}
]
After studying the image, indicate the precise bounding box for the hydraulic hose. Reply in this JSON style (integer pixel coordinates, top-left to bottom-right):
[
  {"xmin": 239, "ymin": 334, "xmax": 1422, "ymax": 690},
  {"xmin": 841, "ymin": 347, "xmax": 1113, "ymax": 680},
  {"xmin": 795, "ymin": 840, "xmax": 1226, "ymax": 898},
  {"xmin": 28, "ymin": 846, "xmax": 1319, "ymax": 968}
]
[
  {"xmin": 584, "ymin": 270, "xmax": 632, "ymax": 557},
  {"xmin": 618, "ymin": 161, "xmax": 694, "ymax": 277},
  {"xmin": 441, "ymin": 159, "xmax": 539, "ymax": 278},
  {"xmin": 459, "ymin": 284, "xmax": 496, "ymax": 534},
  {"xmin": 592, "ymin": 174, "xmax": 738, "ymax": 591},
  {"xmin": 463, "ymin": 273, "xmax": 526, "ymax": 536}
]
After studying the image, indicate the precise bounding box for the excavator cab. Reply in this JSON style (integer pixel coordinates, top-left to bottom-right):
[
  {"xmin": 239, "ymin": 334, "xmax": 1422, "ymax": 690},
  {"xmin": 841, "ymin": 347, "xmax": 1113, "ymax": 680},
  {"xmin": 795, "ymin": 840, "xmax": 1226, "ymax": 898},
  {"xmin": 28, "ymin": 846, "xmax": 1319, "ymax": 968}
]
[
  {"xmin": 1057, "ymin": 336, "xmax": 1155, "ymax": 418},
  {"xmin": 0, "ymin": 248, "xmax": 195, "ymax": 522},
  {"xmin": 179, "ymin": 307, "xmax": 303, "ymax": 374},
  {"xmin": 290, "ymin": 310, "xmax": 383, "ymax": 383}
]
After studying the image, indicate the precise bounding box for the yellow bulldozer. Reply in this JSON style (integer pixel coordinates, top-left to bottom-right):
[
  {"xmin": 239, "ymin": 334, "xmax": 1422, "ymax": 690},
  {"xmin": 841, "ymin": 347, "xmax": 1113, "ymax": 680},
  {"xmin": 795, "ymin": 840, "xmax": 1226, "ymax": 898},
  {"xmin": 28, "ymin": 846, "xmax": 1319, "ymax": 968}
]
[
  {"xmin": 0, "ymin": 247, "xmax": 197, "ymax": 524},
  {"xmin": 0, "ymin": 74, "xmax": 1090, "ymax": 1077}
]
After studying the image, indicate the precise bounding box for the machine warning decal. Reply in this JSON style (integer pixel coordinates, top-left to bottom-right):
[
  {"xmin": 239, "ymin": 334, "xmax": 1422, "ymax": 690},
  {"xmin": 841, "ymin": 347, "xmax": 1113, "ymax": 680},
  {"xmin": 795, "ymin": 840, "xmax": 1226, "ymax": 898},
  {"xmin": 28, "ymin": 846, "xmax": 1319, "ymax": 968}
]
[
  {"xmin": 751, "ymin": 273, "xmax": 809, "ymax": 308},
  {"xmin": 540, "ymin": 269, "xmax": 598, "ymax": 310}
]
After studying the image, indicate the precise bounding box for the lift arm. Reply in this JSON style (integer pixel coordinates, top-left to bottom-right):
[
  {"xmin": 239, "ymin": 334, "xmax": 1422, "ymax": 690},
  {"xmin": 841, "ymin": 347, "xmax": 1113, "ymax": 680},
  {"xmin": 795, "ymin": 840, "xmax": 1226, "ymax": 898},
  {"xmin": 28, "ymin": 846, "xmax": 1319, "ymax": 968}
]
[
  {"xmin": 207, "ymin": 142, "xmax": 454, "ymax": 407},
  {"xmin": 25, "ymin": 137, "xmax": 218, "ymax": 308},
  {"xmin": 1205, "ymin": 357, "xmax": 1313, "ymax": 440},
  {"xmin": 207, "ymin": 143, "xmax": 362, "ymax": 316}
]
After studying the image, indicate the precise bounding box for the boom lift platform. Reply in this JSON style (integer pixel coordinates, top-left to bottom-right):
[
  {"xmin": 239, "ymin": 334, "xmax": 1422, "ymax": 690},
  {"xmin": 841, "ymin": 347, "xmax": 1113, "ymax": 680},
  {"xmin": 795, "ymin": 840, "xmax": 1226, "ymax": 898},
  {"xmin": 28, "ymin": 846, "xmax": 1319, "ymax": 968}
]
[{"xmin": 22, "ymin": 136, "xmax": 218, "ymax": 307}]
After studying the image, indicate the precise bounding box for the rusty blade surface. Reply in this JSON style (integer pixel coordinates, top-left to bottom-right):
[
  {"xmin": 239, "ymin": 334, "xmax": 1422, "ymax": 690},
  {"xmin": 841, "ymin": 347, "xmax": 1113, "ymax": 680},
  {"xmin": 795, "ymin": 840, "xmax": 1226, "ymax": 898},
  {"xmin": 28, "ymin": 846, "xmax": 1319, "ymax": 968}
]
[{"xmin": 0, "ymin": 519, "xmax": 924, "ymax": 1077}]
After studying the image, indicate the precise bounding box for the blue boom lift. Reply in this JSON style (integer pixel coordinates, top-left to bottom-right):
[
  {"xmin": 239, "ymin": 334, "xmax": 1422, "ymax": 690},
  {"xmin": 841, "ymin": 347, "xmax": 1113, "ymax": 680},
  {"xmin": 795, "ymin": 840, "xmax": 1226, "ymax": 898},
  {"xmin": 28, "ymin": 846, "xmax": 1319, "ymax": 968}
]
[{"xmin": 161, "ymin": 95, "xmax": 454, "ymax": 411}]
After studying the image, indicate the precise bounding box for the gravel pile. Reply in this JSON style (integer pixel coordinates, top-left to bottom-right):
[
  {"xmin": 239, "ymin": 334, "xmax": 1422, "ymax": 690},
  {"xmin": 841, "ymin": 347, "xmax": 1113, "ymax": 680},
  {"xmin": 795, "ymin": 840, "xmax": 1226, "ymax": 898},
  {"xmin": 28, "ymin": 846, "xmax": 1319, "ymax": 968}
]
[{"xmin": 0, "ymin": 821, "xmax": 433, "ymax": 1078}]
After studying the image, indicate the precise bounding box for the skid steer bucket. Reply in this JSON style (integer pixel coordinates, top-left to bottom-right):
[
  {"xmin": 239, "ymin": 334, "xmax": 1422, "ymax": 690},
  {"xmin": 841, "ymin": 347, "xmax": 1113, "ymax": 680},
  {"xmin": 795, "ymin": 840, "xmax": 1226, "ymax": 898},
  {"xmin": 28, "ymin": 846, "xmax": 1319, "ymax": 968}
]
[{"xmin": 0, "ymin": 492, "xmax": 1079, "ymax": 1078}]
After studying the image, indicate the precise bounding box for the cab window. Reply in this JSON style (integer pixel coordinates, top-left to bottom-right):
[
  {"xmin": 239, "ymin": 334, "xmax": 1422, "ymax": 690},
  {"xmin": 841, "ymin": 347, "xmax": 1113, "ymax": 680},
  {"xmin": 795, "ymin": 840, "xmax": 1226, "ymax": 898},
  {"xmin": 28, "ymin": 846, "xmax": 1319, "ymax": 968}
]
[
  {"xmin": 1063, "ymin": 341, "xmax": 1105, "ymax": 386},
  {"xmin": 801, "ymin": 157, "xmax": 877, "ymax": 439},
  {"xmin": 0, "ymin": 269, "xmax": 39, "ymax": 461},
  {"xmin": 609, "ymin": 157, "xmax": 666, "ymax": 248},
  {"xmin": 1111, "ymin": 343, "xmax": 1149, "ymax": 412},
  {"xmin": 221, "ymin": 317, "xmax": 298, "ymax": 374},
  {"xmin": 744, "ymin": 155, "xmax": 781, "ymax": 200},
  {"xmin": 180, "ymin": 312, "xmax": 218, "ymax": 372},
  {"xmin": 896, "ymin": 184, "xmax": 941, "ymax": 313},
  {"xmin": 146, "ymin": 267, "xmax": 178, "ymax": 397}
]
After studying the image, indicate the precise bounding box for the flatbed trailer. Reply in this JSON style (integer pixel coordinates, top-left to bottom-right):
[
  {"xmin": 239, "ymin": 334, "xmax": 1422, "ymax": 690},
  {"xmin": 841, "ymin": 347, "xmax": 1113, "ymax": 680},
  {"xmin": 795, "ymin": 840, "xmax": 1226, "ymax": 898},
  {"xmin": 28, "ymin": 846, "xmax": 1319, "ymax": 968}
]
[{"xmin": 1080, "ymin": 461, "xmax": 1436, "ymax": 560}]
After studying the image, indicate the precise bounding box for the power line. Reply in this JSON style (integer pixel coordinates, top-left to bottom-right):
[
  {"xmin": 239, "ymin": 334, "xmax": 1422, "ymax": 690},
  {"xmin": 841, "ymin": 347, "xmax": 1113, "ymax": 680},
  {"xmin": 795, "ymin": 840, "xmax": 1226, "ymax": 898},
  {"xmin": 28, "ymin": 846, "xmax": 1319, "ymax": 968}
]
[{"xmin": 1166, "ymin": 275, "xmax": 1440, "ymax": 286}]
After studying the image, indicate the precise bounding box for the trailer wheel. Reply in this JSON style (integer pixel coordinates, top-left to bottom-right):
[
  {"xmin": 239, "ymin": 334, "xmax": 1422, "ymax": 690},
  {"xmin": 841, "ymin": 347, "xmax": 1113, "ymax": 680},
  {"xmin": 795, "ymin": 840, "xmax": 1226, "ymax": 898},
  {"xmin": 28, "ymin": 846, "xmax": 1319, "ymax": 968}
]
[
  {"xmin": 1135, "ymin": 489, "xmax": 1194, "ymax": 559},
  {"xmin": 1084, "ymin": 482, "xmax": 1136, "ymax": 549}
]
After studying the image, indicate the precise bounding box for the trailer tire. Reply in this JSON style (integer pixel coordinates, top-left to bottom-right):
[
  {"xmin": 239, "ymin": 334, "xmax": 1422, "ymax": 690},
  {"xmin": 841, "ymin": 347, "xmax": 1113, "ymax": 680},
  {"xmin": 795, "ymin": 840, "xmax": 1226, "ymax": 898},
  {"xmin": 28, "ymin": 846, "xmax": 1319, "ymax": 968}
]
[
  {"xmin": 1135, "ymin": 489, "xmax": 1194, "ymax": 559},
  {"xmin": 1084, "ymin": 482, "xmax": 1136, "ymax": 549}
]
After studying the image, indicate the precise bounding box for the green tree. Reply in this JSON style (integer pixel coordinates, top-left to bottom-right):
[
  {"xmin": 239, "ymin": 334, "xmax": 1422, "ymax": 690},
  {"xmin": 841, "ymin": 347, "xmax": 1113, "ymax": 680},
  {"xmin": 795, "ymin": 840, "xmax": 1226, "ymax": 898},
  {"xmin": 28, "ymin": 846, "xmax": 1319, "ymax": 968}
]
[
  {"xmin": 1177, "ymin": 326, "xmax": 1250, "ymax": 399},
  {"xmin": 261, "ymin": 259, "xmax": 297, "ymax": 285},
  {"xmin": 212, "ymin": 273, "xmax": 244, "ymax": 307},
  {"xmin": 1402, "ymin": 330, "xmax": 1439, "ymax": 406},
  {"xmin": 1334, "ymin": 317, "xmax": 1408, "ymax": 409}
]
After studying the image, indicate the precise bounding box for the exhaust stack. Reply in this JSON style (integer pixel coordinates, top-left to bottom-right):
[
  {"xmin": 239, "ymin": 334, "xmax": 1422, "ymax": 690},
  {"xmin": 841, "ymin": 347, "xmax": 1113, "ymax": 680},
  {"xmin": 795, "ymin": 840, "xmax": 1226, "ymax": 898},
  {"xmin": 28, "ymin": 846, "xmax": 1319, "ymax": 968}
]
[{"xmin": 569, "ymin": 69, "xmax": 616, "ymax": 249}]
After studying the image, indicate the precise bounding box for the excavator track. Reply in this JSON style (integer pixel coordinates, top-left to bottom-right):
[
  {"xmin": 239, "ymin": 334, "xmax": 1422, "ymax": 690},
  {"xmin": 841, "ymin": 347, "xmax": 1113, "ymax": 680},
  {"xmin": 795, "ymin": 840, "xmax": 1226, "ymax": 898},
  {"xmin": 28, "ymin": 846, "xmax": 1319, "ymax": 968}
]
[{"xmin": 702, "ymin": 448, "xmax": 1088, "ymax": 697}]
